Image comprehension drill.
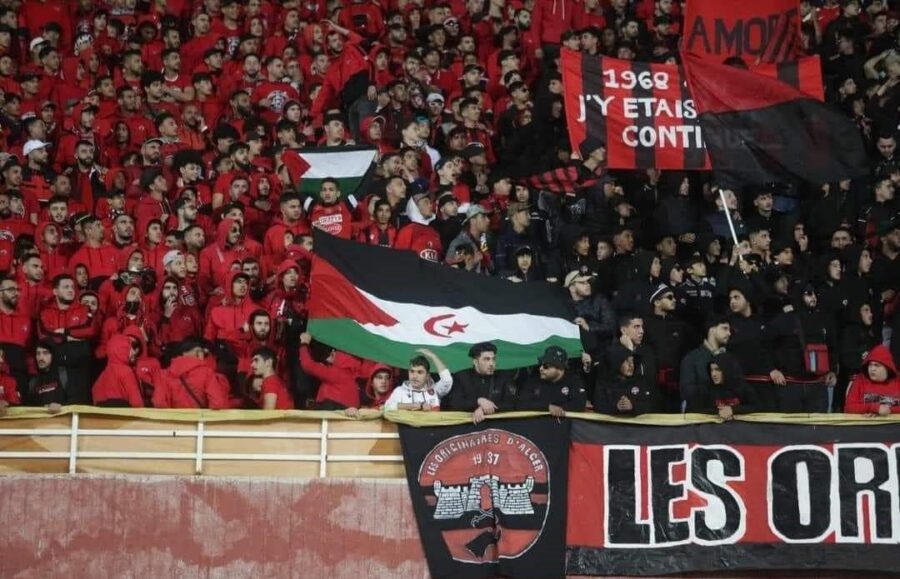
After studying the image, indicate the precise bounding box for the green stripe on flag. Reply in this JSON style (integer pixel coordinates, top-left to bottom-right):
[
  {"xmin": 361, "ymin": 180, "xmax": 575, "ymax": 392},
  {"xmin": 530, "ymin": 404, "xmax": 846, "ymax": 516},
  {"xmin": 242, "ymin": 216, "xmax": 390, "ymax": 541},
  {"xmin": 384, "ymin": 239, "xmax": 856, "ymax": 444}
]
[
  {"xmin": 298, "ymin": 176, "xmax": 365, "ymax": 196},
  {"xmin": 308, "ymin": 318, "xmax": 583, "ymax": 372}
]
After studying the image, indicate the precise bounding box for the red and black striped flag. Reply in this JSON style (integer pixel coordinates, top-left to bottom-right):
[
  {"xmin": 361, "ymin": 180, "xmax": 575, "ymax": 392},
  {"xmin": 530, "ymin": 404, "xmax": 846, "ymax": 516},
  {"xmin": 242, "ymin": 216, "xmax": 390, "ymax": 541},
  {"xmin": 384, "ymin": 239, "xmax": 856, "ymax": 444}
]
[
  {"xmin": 682, "ymin": 52, "xmax": 868, "ymax": 188},
  {"xmin": 523, "ymin": 166, "xmax": 597, "ymax": 195},
  {"xmin": 560, "ymin": 50, "xmax": 823, "ymax": 171}
]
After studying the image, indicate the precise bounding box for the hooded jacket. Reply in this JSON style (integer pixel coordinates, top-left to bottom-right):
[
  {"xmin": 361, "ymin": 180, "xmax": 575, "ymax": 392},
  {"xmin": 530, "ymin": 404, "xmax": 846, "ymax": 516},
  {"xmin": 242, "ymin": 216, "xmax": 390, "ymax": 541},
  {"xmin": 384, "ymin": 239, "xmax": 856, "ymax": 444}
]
[
  {"xmin": 36, "ymin": 222, "xmax": 70, "ymax": 279},
  {"xmin": 98, "ymin": 285, "xmax": 156, "ymax": 360},
  {"xmin": 123, "ymin": 325, "xmax": 163, "ymax": 406},
  {"xmin": 394, "ymin": 196, "xmax": 443, "ymax": 261},
  {"xmin": 204, "ymin": 271, "xmax": 263, "ymax": 352},
  {"xmin": 844, "ymin": 346, "xmax": 900, "ymax": 414},
  {"xmin": 362, "ymin": 363, "xmax": 394, "ymax": 409},
  {"xmin": 198, "ymin": 218, "xmax": 239, "ymax": 292},
  {"xmin": 595, "ymin": 346, "xmax": 663, "ymax": 415},
  {"xmin": 92, "ymin": 334, "xmax": 144, "ymax": 407},
  {"xmin": 153, "ymin": 354, "xmax": 229, "ymax": 409}
]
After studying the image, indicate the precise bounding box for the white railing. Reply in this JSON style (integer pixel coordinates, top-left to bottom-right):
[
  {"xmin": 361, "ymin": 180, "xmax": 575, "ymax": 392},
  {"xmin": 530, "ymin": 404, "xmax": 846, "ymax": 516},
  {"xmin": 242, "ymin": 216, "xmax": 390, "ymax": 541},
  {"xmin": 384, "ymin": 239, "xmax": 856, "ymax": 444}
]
[{"xmin": 0, "ymin": 412, "xmax": 404, "ymax": 477}]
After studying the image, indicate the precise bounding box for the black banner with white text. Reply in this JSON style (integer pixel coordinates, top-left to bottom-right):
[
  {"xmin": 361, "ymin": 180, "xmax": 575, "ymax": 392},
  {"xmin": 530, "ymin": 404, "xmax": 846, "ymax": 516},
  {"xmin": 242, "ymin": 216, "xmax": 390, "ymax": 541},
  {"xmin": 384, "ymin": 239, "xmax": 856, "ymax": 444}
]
[{"xmin": 566, "ymin": 420, "xmax": 900, "ymax": 575}]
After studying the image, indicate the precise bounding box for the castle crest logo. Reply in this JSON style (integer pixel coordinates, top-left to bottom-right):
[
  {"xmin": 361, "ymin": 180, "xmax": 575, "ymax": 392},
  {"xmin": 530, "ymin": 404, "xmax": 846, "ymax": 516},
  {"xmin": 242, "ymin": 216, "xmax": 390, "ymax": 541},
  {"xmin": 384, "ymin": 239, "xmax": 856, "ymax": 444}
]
[{"xmin": 415, "ymin": 429, "xmax": 550, "ymax": 564}]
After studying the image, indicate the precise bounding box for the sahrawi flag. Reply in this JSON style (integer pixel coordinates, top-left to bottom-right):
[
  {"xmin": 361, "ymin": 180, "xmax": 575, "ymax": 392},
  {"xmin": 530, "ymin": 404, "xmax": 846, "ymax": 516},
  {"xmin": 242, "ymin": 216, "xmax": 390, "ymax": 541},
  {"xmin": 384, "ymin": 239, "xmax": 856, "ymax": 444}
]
[
  {"xmin": 282, "ymin": 145, "xmax": 377, "ymax": 197},
  {"xmin": 308, "ymin": 231, "xmax": 582, "ymax": 371}
]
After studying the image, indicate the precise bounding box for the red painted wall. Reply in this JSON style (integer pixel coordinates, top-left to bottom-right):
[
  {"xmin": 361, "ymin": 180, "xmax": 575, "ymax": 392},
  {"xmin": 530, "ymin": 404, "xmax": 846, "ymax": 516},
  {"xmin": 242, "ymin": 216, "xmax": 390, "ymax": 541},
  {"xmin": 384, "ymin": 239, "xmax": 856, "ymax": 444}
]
[{"xmin": 0, "ymin": 476, "xmax": 427, "ymax": 579}]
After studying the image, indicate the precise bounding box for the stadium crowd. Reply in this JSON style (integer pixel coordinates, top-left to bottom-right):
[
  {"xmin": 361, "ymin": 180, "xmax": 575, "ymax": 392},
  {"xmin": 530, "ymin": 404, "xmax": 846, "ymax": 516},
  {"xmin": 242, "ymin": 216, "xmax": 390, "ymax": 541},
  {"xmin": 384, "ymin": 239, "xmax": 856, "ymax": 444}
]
[{"xmin": 0, "ymin": 0, "xmax": 897, "ymax": 420}]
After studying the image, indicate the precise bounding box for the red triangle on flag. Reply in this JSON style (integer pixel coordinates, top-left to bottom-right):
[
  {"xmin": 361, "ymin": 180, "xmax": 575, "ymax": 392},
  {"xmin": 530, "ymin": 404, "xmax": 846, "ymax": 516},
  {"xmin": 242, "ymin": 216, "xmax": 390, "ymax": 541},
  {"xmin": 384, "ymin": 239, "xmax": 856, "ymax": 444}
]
[{"xmin": 281, "ymin": 149, "xmax": 310, "ymax": 187}]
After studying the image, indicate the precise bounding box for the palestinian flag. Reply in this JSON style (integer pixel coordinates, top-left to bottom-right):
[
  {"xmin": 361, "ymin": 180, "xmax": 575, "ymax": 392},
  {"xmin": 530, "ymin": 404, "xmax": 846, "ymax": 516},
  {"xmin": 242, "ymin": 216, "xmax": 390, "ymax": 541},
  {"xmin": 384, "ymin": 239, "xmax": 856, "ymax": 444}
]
[
  {"xmin": 307, "ymin": 231, "xmax": 582, "ymax": 371},
  {"xmin": 682, "ymin": 51, "xmax": 868, "ymax": 188},
  {"xmin": 282, "ymin": 145, "xmax": 377, "ymax": 197}
]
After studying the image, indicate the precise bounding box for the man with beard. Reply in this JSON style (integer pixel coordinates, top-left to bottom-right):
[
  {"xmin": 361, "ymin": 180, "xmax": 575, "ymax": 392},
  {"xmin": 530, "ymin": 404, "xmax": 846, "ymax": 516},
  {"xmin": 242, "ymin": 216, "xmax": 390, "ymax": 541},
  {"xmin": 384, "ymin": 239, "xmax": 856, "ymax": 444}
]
[
  {"xmin": 68, "ymin": 215, "xmax": 118, "ymax": 285},
  {"xmin": 448, "ymin": 342, "xmax": 518, "ymax": 422},
  {"xmin": 177, "ymin": 103, "xmax": 207, "ymax": 151},
  {"xmin": 110, "ymin": 213, "xmax": 135, "ymax": 249},
  {"xmin": 241, "ymin": 258, "xmax": 266, "ymax": 302},
  {"xmin": 20, "ymin": 140, "xmax": 56, "ymax": 222},
  {"xmin": 38, "ymin": 274, "xmax": 97, "ymax": 404},
  {"xmin": 304, "ymin": 178, "xmax": 358, "ymax": 240},
  {"xmin": 116, "ymin": 86, "xmax": 155, "ymax": 148},
  {"xmin": 24, "ymin": 341, "xmax": 68, "ymax": 409},
  {"xmin": 156, "ymin": 276, "xmax": 201, "ymax": 349},
  {"xmin": 204, "ymin": 272, "xmax": 263, "ymax": 385},
  {"xmin": 252, "ymin": 56, "xmax": 300, "ymax": 125},
  {"xmin": 140, "ymin": 138, "xmax": 163, "ymax": 168},
  {"xmin": 0, "ymin": 276, "xmax": 33, "ymax": 394},
  {"xmin": 56, "ymin": 105, "xmax": 101, "ymax": 171},
  {"xmin": 310, "ymin": 21, "xmax": 372, "ymax": 122},
  {"xmin": 67, "ymin": 140, "xmax": 104, "ymax": 214},
  {"xmin": 18, "ymin": 253, "xmax": 52, "ymax": 317},
  {"xmin": 0, "ymin": 190, "xmax": 33, "ymax": 240},
  {"xmin": 234, "ymin": 309, "xmax": 278, "ymax": 379},
  {"xmin": 264, "ymin": 193, "xmax": 310, "ymax": 260}
]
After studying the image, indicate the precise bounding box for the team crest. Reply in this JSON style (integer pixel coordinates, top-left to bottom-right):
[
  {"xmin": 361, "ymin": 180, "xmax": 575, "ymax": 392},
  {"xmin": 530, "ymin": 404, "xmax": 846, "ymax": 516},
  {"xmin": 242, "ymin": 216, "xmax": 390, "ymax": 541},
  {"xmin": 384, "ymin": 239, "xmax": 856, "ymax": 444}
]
[{"xmin": 416, "ymin": 429, "xmax": 549, "ymax": 564}]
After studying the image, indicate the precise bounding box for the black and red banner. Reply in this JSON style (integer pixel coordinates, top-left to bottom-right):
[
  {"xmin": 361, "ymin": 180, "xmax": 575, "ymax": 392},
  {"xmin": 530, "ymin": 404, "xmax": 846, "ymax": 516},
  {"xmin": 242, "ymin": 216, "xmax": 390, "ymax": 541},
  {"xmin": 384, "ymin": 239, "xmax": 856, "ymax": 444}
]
[
  {"xmin": 398, "ymin": 418, "xmax": 570, "ymax": 579},
  {"xmin": 683, "ymin": 0, "xmax": 801, "ymax": 64},
  {"xmin": 683, "ymin": 51, "xmax": 868, "ymax": 188},
  {"xmin": 566, "ymin": 420, "xmax": 900, "ymax": 576},
  {"xmin": 560, "ymin": 50, "xmax": 823, "ymax": 171}
]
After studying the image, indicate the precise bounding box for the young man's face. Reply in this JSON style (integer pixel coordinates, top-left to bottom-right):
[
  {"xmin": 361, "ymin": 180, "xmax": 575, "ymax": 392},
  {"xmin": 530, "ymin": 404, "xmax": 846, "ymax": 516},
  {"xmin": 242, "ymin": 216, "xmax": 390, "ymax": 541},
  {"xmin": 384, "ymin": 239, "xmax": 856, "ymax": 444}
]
[
  {"xmin": 371, "ymin": 371, "xmax": 392, "ymax": 395},
  {"xmin": 320, "ymin": 182, "xmax": 340, "ymax": 204},
  {"xmin": 35, "ymin": 347, "xmax": 52, "ymax": 370},
  {"xmin": 473, "ymin": 352, "xmax": 496, "ymax": 375},
  {"xmin": 407, "ymin": 364, "xmax": 429, "ymax": 388}
]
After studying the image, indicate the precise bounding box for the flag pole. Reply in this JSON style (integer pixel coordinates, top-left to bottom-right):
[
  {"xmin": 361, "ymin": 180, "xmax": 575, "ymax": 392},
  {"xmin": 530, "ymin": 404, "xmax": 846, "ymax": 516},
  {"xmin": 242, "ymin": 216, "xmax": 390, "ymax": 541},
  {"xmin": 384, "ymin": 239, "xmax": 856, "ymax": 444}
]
[{"xmin": 717, "ymin": 188, "xmax": 741, "ymax": 248}]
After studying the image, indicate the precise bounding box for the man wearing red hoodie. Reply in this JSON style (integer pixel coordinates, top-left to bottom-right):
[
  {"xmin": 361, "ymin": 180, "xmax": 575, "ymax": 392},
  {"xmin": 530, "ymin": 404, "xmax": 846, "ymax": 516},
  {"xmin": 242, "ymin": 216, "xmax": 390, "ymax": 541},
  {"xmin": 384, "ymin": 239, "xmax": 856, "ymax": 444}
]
[
  {"xmin": 204, "ymin": 271, "xmax": 263, "ymax": 369},
  {"xmin": 68, "ymin": 215, "xmax": 118, "ymax": 287},
  {"xmin": 39, "ymin": 274, "xmax": 98, "ymax": 404},
  {"xmin": 153, "ymin": 339, "xmax": 229, "ymax": 409},
  {"xmin": 198, "ymin": 217, "xmax": 241, "ymax": 294},
  {"xmin": 263, "ymin": 192, "xmax": 310, "ymax": 259},
  {"xmin": 845, "ymin": 345, "xmax": 900, "ymax": 415},
  {"xmin": 92, "ymin": 333, "xmax": 144, "ymax": 407},
  {"xmin": 531, "ymin": 0, "xmax": 577, "ymax": 56}
]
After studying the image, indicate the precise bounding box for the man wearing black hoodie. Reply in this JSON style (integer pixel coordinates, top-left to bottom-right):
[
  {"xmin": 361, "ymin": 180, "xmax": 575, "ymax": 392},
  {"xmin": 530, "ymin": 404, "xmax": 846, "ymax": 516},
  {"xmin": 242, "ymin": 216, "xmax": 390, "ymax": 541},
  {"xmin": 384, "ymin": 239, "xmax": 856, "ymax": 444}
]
[{"xmin": 767, "ymin": 284, "xmax": 838, "ymax": 412}]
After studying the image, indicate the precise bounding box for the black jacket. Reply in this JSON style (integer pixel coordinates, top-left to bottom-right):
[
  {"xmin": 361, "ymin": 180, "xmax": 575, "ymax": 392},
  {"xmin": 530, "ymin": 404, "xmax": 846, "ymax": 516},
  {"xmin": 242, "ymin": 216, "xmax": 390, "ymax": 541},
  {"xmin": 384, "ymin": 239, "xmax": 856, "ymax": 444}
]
[
  {"xmin": 515, "ymin": 370, "xmax": 586, "ymax": 412},
  {"xmin": 595, "ymin": 346, "xmax": 662, "ymax": 415},
  {"xmin": 447, "ymin": 369, "xmax": 518, "ymax": 412}
]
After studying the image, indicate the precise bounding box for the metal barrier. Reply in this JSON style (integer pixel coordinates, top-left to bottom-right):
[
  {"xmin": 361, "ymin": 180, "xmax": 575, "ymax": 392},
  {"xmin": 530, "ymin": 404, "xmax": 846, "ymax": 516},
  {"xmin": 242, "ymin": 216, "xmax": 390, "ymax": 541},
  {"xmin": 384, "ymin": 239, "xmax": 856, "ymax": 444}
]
[{"xmin": 0, "ymin": 411, "xmax": 405, "ymax": 478}]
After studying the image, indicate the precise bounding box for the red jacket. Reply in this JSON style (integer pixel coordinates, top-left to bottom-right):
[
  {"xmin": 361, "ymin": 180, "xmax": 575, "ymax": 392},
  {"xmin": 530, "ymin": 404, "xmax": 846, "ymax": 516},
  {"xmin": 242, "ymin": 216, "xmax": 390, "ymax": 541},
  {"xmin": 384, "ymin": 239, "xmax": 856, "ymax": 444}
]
[
  {"xmin": 153, "ymin": 354, "xmax": 229, "ymax": 409},
  {"xmin": 203, "ymin": 271, "xmax": 263, "ymax": 352},
  {"xmin": 300, "ymin": 345, "xmax": 361, "ymax": 408},
  {"xmin": 39, "ymin": 302, "xmax": 97, "ymax": 342},
  {"xmin": 92, "ymin": 334, "xmax": 144, "ymax": 407},
  {"xmin": 845, "ymin": 346, "xmax": 900, "ymax": 414},
  {"xmin": 69, "ymin": 242, "xmax": 119, "ymax": 280},
  {"xmin": 532, "ymin": 0, "xmax": 578, "ymax": 46},
  {"xmin": 310, "ymin": 32, "xmax": 371, "ymax": 121},
  {"xmin": 395, "ymin": 222, "xmax": 443, "ymax": 262}
]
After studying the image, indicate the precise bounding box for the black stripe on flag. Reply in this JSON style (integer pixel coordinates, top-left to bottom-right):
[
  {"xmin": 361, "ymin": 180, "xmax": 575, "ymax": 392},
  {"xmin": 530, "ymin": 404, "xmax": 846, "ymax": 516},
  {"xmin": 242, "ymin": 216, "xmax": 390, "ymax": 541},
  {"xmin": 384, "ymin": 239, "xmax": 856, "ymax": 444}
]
[
  {"xmin": 776, "ymin": 60, "xmax": 800, "ymax": 91},
  {"xmin": 632, "ymin": 61, "xmax": 656, "ymax": 169},
  {"xmin": 680, "ymin": 67, "xmax": 707, "ymax": 170},
  {"xmin": 313, "ymin": 230, "xmax": 576, "ymax": 318},
  {"xmin": 582, "ymin": 53, "xmax": 605, "ymax": 154}
]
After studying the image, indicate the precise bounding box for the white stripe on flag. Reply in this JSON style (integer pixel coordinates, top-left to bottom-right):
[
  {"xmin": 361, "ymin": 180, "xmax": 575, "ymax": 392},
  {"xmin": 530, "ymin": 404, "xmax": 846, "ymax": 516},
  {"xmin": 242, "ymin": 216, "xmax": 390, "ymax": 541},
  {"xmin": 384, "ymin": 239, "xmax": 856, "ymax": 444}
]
[
  {"xmin": 357, "ymin": 289, "xmax": 580, "ymax": 347},
  {"xmin": 300, "ymin": 150, "xmax": 376, "ymax": 179}
]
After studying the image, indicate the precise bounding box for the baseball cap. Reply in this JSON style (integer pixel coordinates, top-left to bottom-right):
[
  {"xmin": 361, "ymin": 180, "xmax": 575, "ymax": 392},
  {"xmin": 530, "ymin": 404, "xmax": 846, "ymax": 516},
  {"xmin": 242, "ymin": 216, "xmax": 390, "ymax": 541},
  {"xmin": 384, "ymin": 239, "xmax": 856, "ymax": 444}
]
[
  {"xmin": 564, "ymin": 270, "xmax": 594, "ymax": 288},
  {"xmin": 22, "ymin": 140, "xmax": 50, "ymax": 157},
  {"xmin": 426, "ymin": 92, "xmax": 445, "ymax": 104},
  {"xmin": 649, "ymin": 283, "xmax": 673, "ymax": 303},
  {"xmin": 538, "ymin": 345, "xmax": 568, "ymax": 369},
  {"xmin": 162, "ymin": 250, "xmax": 183, "ymax": 268},
  {"xmin": 436, "ymin": 192, "xmax": 459, "ymax": 208},
  {"xmin": 462, "ymin": 205, "xmax": 488, "ymax": 223},
  {"xmin": 29, "ymin": 38, "xmax": 46, "ymax": 52},
  {"xmin": 462, "ymin": 142, "xmax": 486, "ymax": 160}
]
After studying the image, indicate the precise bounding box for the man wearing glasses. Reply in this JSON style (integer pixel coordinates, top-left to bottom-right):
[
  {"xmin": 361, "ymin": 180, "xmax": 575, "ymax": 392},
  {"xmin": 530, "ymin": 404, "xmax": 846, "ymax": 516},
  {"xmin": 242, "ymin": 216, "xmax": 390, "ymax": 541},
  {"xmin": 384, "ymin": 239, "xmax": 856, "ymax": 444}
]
[
  {"xmin": 644, "ymin": 283, "xmax": 693, "ymax": 411},
  {"xmin": 515, "ymin": 345, "xmax": 587, "ymax": 417},
  {"xmin": 0, "ymin": 276, "xmax": 32, "ymax": 394}
]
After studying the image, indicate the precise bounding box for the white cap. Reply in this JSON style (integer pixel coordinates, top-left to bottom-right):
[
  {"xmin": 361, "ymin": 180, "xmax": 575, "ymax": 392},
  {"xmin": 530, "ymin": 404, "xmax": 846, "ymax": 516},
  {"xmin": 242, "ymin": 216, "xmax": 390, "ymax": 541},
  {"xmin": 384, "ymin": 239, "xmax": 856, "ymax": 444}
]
[
  {"xmin": 22, "ymin": 140, "xmax": 50, "ymax": 157},
  {"xmin": 163, "ymin": 250, "xmax": 184, "ymax": 268},
  {"xmin": 29, "ymin": 37, "xmax": 46, "ymax": 52}
]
